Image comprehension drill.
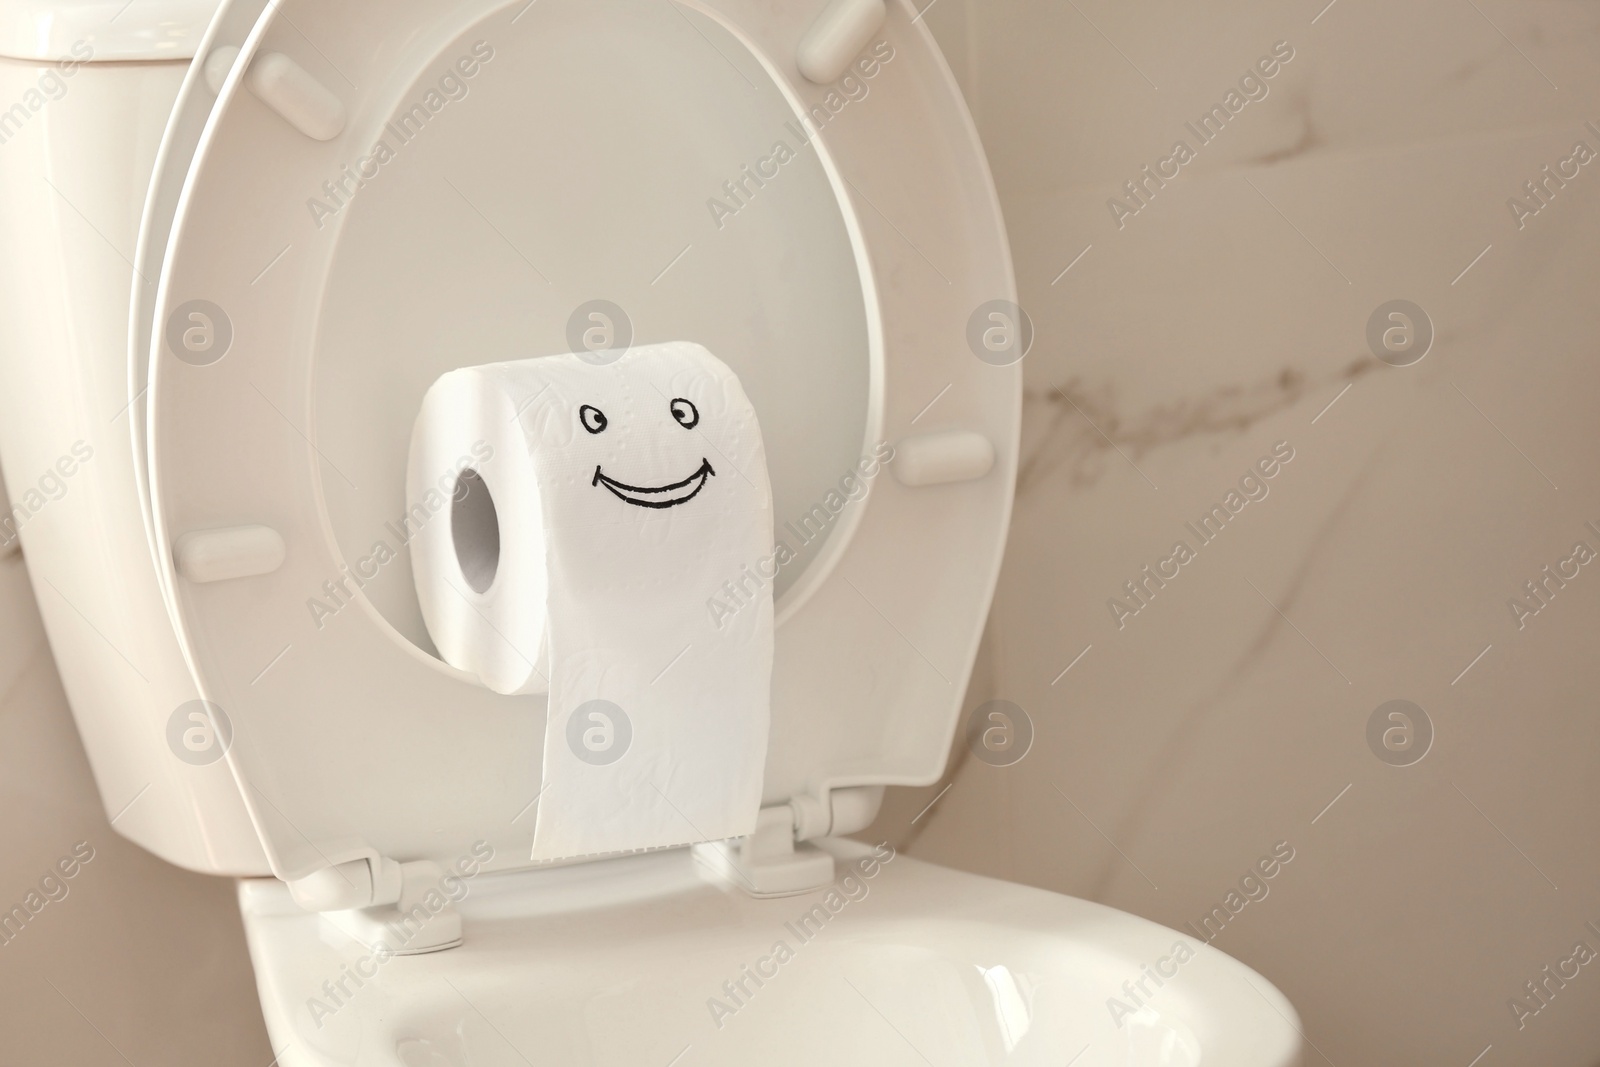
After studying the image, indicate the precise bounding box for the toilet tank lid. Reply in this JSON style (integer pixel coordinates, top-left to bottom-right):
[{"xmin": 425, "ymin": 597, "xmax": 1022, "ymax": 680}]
[{"xmin": 0, "ymin": 0, "xmax": 219, "ymax": 61}]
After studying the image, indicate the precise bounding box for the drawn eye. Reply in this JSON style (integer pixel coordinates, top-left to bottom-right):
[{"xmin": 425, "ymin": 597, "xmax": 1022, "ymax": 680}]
[
  {"xmin": 579, "ymin": 404, "xmax": 607, "ymax": 434},
  {"xmin": 670, "ymin": 398, "xmax": 699, "ymax": 429}
]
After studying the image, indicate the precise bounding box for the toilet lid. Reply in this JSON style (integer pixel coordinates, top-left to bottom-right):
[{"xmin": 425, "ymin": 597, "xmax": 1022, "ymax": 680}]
[{"xmin": 145, "ymin": 0, "xmax": 1018, "ymax": 880}]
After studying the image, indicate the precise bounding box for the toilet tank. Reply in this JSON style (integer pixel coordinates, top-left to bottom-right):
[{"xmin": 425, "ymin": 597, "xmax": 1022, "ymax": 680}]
[{"xmin": 0, "ymin": 0, "xmax": 268, "ymax": 874}]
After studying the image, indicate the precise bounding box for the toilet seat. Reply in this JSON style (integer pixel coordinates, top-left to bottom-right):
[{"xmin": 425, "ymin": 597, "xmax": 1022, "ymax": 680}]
[
  {"xmin": 239, "ymin": 839, "xmax": 1303, "ymax": 1066},
  {"xmin": 143, "ymin": 0, "xmax": 1019, "ymax": 882}
]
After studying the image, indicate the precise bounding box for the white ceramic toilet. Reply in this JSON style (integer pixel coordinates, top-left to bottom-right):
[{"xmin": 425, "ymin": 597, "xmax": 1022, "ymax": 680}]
[{"xmin": 0, "ymin": 0, "xmax": 1305, "ymax": 1063}]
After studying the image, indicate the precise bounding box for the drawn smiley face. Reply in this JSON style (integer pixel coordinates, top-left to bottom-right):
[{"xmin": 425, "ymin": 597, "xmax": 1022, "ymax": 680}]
[{"xmin": 582, "ymin": 397, "xmax": 715, "ymax": 509}]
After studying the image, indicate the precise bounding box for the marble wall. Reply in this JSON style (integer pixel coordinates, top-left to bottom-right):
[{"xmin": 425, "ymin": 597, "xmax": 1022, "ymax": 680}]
[{"xmin": 878, "ymin": 1, "xmax": 1600, "ymax": 1064}]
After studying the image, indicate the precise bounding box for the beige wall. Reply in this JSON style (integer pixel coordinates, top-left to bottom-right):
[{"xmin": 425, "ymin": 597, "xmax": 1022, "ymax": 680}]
[
  {"xmin": 0, "ymin": 497, "xmax": 272, "ymax": 1063},
  {"xmin": 876, "ymin": 2, "xmax": 1600, "ymax": 1065}
]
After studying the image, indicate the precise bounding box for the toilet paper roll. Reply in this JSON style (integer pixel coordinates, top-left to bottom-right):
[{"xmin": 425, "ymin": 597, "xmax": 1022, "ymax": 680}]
[{"xmin": 408, "ymin": 342, "xmax": 774, "ymax": 860}]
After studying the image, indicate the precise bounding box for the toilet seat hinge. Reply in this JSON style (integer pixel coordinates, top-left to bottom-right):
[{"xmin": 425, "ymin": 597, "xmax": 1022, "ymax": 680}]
[
  {"xmin": 286, "ymin": 855, "xmax": 463, "ymax": 954},
  {"xmin": 691, "ymin": 785, "xmax": 885, "ymax": 897}
]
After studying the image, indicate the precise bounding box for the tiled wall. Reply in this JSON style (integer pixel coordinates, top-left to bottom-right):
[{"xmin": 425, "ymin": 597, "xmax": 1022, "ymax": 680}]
[{"xmin": 885, "ymin": 2, "xmax": 1600, "ymax": 1064}]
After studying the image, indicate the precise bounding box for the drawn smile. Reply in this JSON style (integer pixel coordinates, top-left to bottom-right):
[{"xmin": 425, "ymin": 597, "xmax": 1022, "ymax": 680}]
[{"xmin": 591, "ymin": 459, "xmax": 716, "ymax": 509}]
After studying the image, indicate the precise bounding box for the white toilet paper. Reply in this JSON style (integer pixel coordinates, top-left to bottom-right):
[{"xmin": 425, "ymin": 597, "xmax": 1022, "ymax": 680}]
[{"xmin": 407, "ymin": 342, "xmax": 775, "ymax": 860}]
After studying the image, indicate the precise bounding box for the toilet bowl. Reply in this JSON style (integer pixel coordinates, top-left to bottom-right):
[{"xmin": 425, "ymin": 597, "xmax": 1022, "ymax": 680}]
[
  {"xmin": 0, "ymin": 1, "xmax": 1304, "ymax": 1063},
  {"xmin": 244, "ymin": 840, "xmax": 1301, "ymax": 1067}
]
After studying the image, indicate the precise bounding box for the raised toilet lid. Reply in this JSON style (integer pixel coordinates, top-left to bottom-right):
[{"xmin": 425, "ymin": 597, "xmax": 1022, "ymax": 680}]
[{"xmin": 145, "ymin": 0, "xmax": 1020, "ymax": 880}]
